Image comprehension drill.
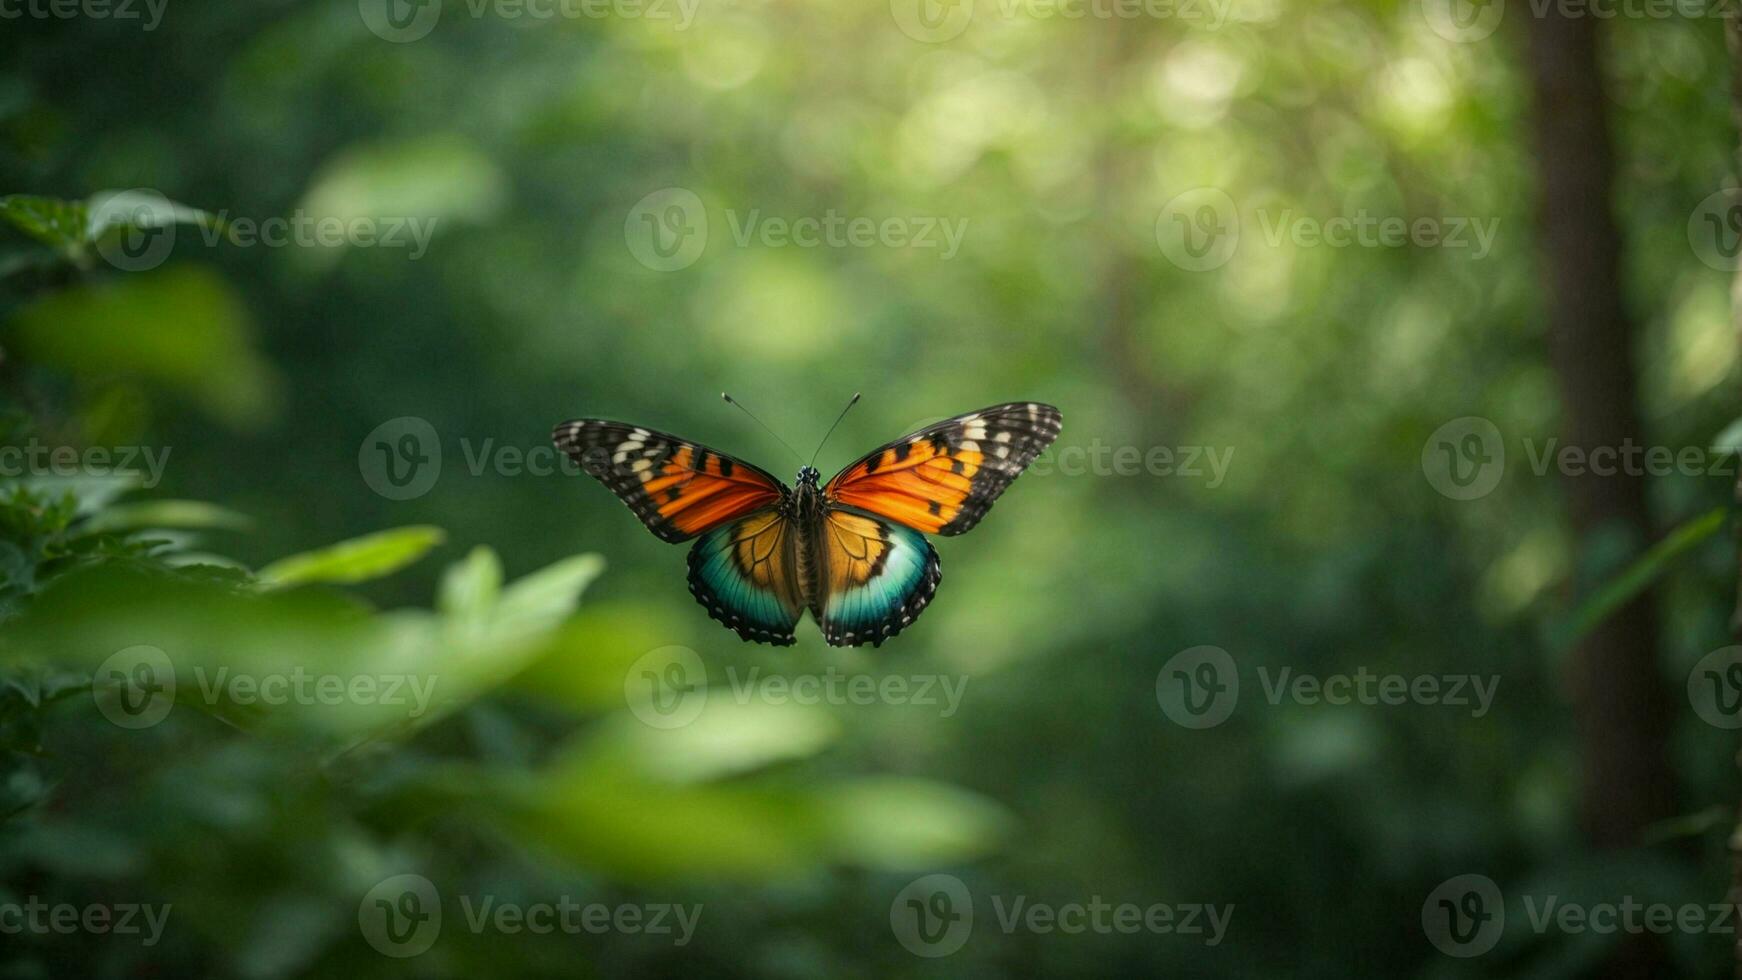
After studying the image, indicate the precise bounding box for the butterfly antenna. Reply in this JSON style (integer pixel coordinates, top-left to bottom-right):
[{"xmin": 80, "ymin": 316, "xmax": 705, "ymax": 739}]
[
  {"xmin": 810, "ymin": 392, "xmax": 862, "ymax": 466},
  {"xmin": 722, "ymin": 393, "xmax": 807, "ymax": 466}
]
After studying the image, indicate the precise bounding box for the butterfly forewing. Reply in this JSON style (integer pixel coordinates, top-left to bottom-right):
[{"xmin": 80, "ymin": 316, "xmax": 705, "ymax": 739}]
[
  {"xmin": 825, "ymin": 402, "xmax": 1062, "ymax": 536},
  {"xmin": 552, "ymin": 419, "xmax": 785, "ymax": 542}
]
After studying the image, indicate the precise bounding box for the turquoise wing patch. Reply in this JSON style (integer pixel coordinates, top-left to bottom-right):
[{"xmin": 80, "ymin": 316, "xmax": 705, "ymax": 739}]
[
  {"xmin": 687, "ymin": 510, "xmax": 803, "ymax": 645},
  {"xmin": 818, "ymin": 510, "xmax": 941, "ymax": 647}
]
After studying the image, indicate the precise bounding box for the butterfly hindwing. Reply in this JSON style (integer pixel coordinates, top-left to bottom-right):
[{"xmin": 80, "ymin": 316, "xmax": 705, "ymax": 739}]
[
  {"xmin": 687, "ymin": 509, "xmax": 804, "ymax": 645},
  {"xmin": 553, "ymin": 419, "xmax": 785, "ymax": 542},
  {"xmin": 816, "ymin": 508, "xmax": 941, "ymax": 647},
  {"xmin": 826, "ymin": 402, "xmax": 1062, "ymax": 536}
]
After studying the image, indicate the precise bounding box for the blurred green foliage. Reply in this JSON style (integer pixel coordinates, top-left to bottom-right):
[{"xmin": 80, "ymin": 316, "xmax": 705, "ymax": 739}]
[{"xmin": 1, "ymin": 0, "xmax": 1740, "ymax": 977}]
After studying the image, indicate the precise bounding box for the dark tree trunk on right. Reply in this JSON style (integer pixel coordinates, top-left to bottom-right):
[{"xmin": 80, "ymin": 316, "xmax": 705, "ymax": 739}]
[{"xmin": 1522, "ymin": 9, "xmax": 1676, "ymax": 979}]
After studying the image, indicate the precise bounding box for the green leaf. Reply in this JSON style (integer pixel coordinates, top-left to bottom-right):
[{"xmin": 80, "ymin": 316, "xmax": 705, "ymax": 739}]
[
  {"xmin": 1554, "ymin": 506, "xmax": 1727, "ymax": 652},
  {"xmin": 437, "ymin": 545, "xmax": 502, "ymax": 625},
  {"xmin": 0, "ymin": 194, "xmax": 87, "ymax": 252},
  {"xmin": 18, "ymin": 472, "xmax": 141, "ymax": 516},
  {"xmin": 491, "ymin": 552, "xmax": 605, "ymax": 643},
  {"xmin": 301, "ymin": 137, "xmax": 507, "ymax": 226},
  {"xmin": 84, "ymin": 189, "xmax": 222, "ymax": 243},
  {"xmin": 7, "ymin": 265, "xmax": 277, "ymax": 425},
  {"xmin": 817, "ymin": 776, "xmax": 1012, "ymax": 869},
  {"xmin": 256, "ymin": 526, "xmax": 446, "ymax": 589},
  {"xmin": 87, "ymin": 500, "xmax": 252, "ymax": 533},
  {"xmin": 0, "ymin": 191, "xmax": 220, "ymax": 263},
  {"xmin": 579, "ymin": 699, "xmax": 841, "ymax": 784},
  {"xmin": 294, "ymin": 136, "xmax": 506, "ymax": 268}
]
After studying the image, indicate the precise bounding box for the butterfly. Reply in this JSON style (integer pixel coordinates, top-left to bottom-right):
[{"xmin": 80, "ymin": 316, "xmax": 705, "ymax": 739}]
[{"xmin": 552, "ymin": 399, "xmax": 1062, "ymax": 647}]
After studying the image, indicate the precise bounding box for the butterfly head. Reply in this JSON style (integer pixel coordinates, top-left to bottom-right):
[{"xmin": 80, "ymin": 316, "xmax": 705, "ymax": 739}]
[{"xmin": 796, "ymin": 465, "xmax": 821, "ymax": 487}]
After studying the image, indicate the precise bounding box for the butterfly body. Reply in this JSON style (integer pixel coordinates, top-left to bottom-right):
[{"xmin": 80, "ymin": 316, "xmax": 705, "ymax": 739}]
[{"xmin": 554, "ymin": 402, "xmax": 1060, "ymax": 647}]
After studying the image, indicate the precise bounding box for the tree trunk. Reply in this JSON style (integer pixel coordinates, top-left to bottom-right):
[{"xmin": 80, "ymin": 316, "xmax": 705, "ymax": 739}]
[{"xmin": 1522, "ymin": 11, "xmax": 1676, "ymax": 980}]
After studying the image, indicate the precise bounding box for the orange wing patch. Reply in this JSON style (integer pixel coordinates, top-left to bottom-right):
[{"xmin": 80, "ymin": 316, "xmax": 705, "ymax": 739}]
[
  {"xmin": 640, "ymin": 446, "xmax": 782, "ymax": 536},
  {"xmin": 827, "ymin": 437, "xmax": 978, "ymax": 534},
  {"xmin": 825, "ymin": 403, "xmax": 1061, "ymax": 537}
]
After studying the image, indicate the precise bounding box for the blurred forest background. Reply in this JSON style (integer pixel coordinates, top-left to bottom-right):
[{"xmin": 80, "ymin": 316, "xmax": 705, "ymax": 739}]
[{"xmin": 3, "ymin": 0, "xmax": 1742, "ymax": 976}]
